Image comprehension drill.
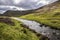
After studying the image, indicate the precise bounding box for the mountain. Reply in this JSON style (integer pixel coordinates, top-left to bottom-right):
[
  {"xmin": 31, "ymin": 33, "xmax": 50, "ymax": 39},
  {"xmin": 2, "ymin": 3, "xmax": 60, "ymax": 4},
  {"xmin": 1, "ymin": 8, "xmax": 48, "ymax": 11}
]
[
  {"xmin": 0, "ymin": 0, "xmax": 60, "ymax": 40},
  {"xmin": 20, "ymin": 1, "xmax": 60, "ymax": 29},
  {"xmin": 0, "ymin": 0, "xmax": 59, "ymax": 17}
]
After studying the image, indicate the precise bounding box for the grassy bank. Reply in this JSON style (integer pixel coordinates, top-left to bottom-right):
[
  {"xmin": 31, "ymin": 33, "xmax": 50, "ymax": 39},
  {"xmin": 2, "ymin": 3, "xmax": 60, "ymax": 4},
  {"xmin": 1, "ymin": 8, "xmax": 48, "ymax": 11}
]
[
  {"xmin": 0, "ymin": 17, "xmax": 41, "ymax": 40},
  {"xmin": 20, "ymin": 1, "xmax": 60, "ymax": 29}
]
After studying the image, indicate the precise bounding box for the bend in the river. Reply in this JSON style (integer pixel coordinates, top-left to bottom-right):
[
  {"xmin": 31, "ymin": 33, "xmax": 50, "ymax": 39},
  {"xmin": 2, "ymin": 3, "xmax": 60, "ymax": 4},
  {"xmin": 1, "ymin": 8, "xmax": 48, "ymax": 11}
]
[{"xmin": 11, "ymin": 17, "xmax": 60, "ymax": 40}]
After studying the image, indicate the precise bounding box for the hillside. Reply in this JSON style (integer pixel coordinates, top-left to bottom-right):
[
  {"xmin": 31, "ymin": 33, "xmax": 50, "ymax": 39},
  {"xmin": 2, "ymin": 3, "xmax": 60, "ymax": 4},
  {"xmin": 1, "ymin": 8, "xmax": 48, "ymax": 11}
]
[
  {"xmin": 20, "ymin": 1, "xmax": 60, "ymax": 29},
  {"xmin": 0, "ymin": 0, "xmax": 60, "ymax": 40},
  {"xmin": 0, "ymin": 10, "xmax": 34, "ymax": 17},
  {"xmin": 0, "ymin": 17, "xmax": 43, "ymax": 40}
]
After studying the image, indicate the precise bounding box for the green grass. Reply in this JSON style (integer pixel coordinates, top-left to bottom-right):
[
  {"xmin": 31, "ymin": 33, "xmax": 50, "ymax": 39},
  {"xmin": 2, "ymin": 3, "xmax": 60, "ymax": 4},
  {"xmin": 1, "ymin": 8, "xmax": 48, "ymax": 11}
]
[
  {"xmin": 0, "ymin": 1, "xmax": 60, "ymax": 40},
  {"xmin": 20, "ymin": 2, "xmax": 60, "ymax": 29},
  {"xmin": 0, "ymin": 18, "xmax": 40, "ymax": 40}
]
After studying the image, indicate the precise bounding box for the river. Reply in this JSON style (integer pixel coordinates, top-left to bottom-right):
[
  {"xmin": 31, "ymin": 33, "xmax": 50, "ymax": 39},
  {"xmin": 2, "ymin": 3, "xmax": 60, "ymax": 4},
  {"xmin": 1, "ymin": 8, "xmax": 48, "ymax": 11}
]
[{"xmin": 11, "ymin": 17, "xmax": 60, "ymax": 40}]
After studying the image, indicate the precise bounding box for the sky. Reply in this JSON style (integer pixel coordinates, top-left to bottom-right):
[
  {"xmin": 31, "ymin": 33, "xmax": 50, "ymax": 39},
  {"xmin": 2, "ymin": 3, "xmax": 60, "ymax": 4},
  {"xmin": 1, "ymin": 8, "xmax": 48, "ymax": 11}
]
[{"xmin": 0, "ymin": 0, "xmax": 58, "ymax": 14}]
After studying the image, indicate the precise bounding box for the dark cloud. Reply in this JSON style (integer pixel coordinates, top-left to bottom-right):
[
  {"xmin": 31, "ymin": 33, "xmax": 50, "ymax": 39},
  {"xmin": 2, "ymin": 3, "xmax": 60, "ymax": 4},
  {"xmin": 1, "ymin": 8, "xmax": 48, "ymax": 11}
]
[{"xmin": 0, "ymin": 0, "xmax": 58, "ymax": 14}]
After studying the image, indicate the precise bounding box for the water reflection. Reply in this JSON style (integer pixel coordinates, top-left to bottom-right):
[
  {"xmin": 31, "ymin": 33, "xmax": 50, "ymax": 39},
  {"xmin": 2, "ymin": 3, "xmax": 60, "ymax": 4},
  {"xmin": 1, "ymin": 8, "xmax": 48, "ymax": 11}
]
[{"xmin": 12, "ymin": 17, "xmax": 60, "ymax": 40}]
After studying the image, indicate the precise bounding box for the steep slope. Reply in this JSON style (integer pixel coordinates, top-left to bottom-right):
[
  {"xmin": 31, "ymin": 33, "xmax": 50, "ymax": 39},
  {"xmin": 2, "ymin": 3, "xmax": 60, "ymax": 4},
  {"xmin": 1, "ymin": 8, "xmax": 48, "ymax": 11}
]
[
  {"xmin": 20, "ymin": 1, "xmax": 60, "ymax": 29},
  {"xmin": 0, "ymin": 10, "xmax": 34, "ymax": 17},
  {"xmin": 0, "ymin": 17, "xmax": 41, "ymax": 40}
]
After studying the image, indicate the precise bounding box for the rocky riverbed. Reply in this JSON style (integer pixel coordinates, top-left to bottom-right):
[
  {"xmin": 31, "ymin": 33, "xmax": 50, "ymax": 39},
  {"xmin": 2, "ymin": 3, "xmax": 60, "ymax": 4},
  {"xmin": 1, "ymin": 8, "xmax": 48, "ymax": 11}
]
[{"xmin": 11, "ymin": 17, "xmax": 60, "ymax": 40}]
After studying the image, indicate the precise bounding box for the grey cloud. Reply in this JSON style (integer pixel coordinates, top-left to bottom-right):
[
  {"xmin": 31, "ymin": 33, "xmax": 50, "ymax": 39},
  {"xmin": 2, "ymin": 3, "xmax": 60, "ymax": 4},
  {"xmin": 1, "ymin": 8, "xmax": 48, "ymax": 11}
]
[
  {"xmin": 0, "ymin": 0, "xmax": 13, "ymax": 5},
  {"xmin": 0, "ymin": 0, "xmax": 58, "ymax": 14}
]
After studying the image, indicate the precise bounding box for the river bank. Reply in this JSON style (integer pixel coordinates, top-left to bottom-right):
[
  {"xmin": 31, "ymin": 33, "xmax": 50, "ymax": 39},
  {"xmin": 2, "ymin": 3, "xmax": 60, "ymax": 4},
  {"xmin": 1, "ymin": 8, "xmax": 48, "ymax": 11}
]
[{"xmin": 11, "ymin": 17, "xmax": 60, "ymax": 40}]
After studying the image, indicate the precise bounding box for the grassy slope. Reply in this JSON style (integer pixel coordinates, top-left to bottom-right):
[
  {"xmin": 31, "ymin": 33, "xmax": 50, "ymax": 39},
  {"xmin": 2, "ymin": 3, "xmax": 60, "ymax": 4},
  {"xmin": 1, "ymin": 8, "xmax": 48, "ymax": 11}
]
[
  {"xmin": 0, "ymin": 18, "xmax": 40, "ymax": 40},
  {"xmin": 20, "ymin": 1, "xmax": 60, "ymax": 29}
]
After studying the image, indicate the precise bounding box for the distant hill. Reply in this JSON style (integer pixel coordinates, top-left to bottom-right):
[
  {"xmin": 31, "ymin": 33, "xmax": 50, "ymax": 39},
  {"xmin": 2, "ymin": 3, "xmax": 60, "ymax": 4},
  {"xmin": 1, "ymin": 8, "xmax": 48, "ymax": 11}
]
[
  {"xmin": 20, "ymin": 1, "xmax": 60, "ymax": 29},
  {"xmin": 0, "ymin": 10, "xmax": 35, "ymax": 17},
  {"xmin": 0, "ymin": 1, "xmax": 59, "ymax": 17}
]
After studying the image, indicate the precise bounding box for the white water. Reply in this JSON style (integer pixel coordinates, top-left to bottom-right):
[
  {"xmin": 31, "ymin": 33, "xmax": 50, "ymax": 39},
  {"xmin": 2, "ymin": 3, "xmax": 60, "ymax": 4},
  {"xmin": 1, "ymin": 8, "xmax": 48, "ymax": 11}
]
[
  {"xmin": 11, "ymin": 17, "xmax": 60, "ymax": 40},
  {"xmin": 0, "ymin": 0, "xmax": 58, "ymax": 14}
]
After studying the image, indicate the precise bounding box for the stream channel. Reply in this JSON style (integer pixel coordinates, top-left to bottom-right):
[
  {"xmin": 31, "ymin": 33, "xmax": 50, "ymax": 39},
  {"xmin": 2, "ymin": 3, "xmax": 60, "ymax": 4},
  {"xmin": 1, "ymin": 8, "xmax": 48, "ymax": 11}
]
[{"xmin": 11, "ymin": 17, "xmax": 60, "ymax": 40}]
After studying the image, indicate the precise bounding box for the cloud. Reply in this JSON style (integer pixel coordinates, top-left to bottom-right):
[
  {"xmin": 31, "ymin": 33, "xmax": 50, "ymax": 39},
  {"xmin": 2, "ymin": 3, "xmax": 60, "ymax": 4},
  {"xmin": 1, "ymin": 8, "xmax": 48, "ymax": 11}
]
[
  {"xmin": 0, "ymin": 0, "xmax": 58, "ymax": 14},
  {"xmin": 12, "ymin": 0, "xmax": 22, "ymax": 4}
]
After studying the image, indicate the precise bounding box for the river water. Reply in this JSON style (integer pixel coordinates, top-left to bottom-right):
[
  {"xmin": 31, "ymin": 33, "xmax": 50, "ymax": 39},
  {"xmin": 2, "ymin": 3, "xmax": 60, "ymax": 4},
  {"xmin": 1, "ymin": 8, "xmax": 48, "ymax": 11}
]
[{"xmin": 11, "ymin": 17, "xmax": 60, "ymax": 40}]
